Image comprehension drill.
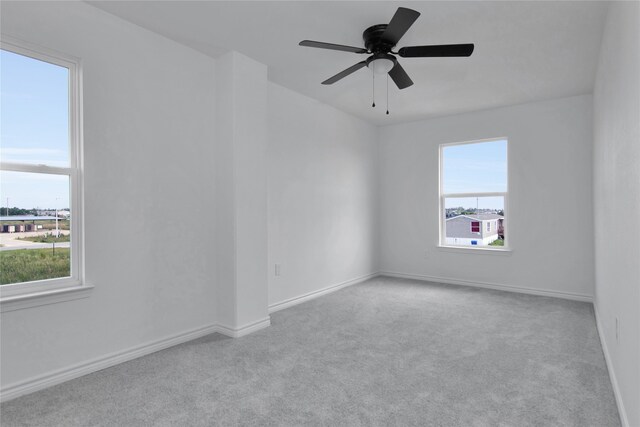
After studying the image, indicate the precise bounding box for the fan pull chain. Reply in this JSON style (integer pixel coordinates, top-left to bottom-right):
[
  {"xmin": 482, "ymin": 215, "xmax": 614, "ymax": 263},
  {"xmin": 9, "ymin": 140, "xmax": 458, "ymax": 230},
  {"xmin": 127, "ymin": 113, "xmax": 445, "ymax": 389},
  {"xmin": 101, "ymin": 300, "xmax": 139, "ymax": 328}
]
[
  {"xmin": 386, "ymin": 74, "xmax": 389, "ymax": 115},
  {"xmin": 372, "ymin": 72, "xmax": 376, "ymax": 108}
]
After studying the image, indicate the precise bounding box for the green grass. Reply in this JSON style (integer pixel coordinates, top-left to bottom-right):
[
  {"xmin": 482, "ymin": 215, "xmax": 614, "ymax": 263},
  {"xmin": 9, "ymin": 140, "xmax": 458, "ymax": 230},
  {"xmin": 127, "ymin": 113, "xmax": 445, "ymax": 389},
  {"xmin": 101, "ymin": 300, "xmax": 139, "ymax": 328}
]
[
  {"xmin": 17, "ymin": 233, "xmax": 70, "ymax": 243},
  {"xmin": 37, "ymin": 220, "xmax": 70, "ymax": 231},
  {"xmin": 489, "ymin": 239, "xmax": 505, "ymax": 246},
  {"xmin": 0, "ymin": 248, "xmax": 70, "ymax": 285}
]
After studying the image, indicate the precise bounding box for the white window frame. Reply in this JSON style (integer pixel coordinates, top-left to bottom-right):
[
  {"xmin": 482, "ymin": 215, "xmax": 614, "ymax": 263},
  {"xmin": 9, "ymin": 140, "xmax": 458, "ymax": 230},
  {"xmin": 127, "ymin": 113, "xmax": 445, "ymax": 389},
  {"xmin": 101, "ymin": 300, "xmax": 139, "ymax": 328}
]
[
  {"xmin": 439, "ymin": 137, "xmax": 510, "ymax": 252},
  {"xmin": 0, "ymin": 36, "xmax": 91, "ymax": 311}
]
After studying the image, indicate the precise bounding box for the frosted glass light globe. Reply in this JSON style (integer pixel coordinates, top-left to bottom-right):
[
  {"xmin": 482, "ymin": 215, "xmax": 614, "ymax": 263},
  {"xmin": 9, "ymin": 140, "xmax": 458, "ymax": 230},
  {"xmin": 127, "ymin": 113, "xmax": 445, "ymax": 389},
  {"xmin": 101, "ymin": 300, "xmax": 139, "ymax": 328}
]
[{"xmin": 368, "ymin": 58, "xmax": 394, "ymax": 75}]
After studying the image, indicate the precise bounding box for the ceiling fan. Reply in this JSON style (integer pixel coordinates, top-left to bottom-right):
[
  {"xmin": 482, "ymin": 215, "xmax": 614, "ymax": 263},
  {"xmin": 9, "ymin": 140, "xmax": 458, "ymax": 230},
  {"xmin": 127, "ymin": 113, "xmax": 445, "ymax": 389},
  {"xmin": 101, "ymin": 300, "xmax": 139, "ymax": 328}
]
[{"xmin": 299, "ymin": 7, "xmax": 474, "ymax": 90}]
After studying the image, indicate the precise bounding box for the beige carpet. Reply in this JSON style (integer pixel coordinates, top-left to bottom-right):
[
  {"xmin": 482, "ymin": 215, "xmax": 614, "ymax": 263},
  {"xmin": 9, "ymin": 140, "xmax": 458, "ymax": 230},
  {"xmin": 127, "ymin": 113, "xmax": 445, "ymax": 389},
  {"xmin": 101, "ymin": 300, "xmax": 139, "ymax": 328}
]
[{"xmin": 1, "ymin": 276, "xmax": 620, "ymax": 426}]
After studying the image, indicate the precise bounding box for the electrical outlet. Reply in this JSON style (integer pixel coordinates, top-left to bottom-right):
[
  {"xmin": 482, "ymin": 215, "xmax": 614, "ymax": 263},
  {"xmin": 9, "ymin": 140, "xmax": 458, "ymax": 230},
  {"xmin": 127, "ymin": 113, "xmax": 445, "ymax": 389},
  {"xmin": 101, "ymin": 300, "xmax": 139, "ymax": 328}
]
[
  {"xmin": 615, "ymin": 317, "xmax": 619, "ymax": 343},
  {"xmin": 275, "ymin": 264, "xmax": 281, "ymax": 277}
]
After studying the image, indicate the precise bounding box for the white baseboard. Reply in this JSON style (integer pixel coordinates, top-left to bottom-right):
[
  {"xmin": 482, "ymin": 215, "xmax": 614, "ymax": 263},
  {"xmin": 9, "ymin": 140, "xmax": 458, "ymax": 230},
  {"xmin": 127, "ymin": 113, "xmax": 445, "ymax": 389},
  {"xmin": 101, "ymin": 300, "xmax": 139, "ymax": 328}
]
[
  {"xmin": 268, "ymin": 272, "xmax": 379, "ymax": 314},
  {"xmin": 379, "ymin": 271, "xmax": 593, "ymax": 303},
  {"xmin": 0, "ymin": 323, "xmax": 219, "ymax": 403},
  {"xmin": 217, "ymin": 316, "xmax": 271, "ymax": 338},
  {"xmin": 594, "ymin": 304, "xmax": 629, "ymax": 427}
]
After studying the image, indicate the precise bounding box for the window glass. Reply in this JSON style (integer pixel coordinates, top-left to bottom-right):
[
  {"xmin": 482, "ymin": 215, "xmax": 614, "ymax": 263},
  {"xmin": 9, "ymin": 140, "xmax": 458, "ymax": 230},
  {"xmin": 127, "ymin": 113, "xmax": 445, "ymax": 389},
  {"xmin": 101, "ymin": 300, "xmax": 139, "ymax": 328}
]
[
  {"xmin": 1, "ymin": 46, "xmax": 77, "ymax": 288},
  {"xmin": 441, "ymin": 139, "xmax": 508, "ymax": 249},
  {"xmin": 0, "ymin": 49, "xmax": 70, "ymax": 167},
  {"xmin": 442, "ymin": 140, "xmax": 507, "ymax": 194}
]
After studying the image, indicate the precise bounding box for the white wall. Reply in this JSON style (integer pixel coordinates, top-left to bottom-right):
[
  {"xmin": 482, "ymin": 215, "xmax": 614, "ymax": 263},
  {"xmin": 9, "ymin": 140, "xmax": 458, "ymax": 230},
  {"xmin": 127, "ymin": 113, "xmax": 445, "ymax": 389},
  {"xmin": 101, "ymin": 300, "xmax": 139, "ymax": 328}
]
[
  {"xmin": 1, "ymin": 2, "xmax": 217, "ymax": 390},
  {"xmin": 267, "ymin": 83, "xmax": 378, "ymax": 308},
  {"xmin": 593, "ymin": 2, "xmax": 640, "ymax": 426},
  {"xmin": 379, "ymin": 95, "xmax": 594, "ymax": 299}
]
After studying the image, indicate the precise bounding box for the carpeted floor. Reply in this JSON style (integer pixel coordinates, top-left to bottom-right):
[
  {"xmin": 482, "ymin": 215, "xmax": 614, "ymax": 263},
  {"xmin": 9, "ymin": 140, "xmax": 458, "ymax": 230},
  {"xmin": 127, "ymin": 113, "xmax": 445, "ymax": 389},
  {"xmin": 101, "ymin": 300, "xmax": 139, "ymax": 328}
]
[{"xmin": 1, "ymin": 276, "xmax": 620, "ymax": 426}]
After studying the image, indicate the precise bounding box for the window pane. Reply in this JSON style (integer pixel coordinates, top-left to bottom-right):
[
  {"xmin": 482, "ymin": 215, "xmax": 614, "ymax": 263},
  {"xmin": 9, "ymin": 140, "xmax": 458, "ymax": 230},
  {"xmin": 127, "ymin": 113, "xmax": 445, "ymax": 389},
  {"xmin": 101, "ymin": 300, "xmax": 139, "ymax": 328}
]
[
  {"xmin": 444, "ymin": 196, "xmax": 505, "ymax": 247},
  {"xmin": 0, "ymin": 49, "xmax": 70, "ymax": 167},
  {"xmin": 442, "ymin": 140, "xmax": 507, "ymax": 193},
  {"xmin": 0, "ymin": 171, "xmax": 71, "ymax": 285}
]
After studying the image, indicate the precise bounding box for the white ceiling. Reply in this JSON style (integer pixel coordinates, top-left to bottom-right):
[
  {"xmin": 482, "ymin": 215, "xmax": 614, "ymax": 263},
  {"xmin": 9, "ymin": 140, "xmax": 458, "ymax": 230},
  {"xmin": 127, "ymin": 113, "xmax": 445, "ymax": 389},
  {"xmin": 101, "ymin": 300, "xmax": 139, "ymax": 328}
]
[{"xmin": 89, "ymin": 1, "xmax": 609, "ymax": 126}]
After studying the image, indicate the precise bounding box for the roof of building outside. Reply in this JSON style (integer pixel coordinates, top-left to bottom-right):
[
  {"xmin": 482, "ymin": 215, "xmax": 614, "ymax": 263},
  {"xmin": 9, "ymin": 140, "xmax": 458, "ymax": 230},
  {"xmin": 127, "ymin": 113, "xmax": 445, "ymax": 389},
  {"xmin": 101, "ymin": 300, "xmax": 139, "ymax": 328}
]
[{"xmin": 0, "ymin": 216, "xmax": 60, "ymax": 221}]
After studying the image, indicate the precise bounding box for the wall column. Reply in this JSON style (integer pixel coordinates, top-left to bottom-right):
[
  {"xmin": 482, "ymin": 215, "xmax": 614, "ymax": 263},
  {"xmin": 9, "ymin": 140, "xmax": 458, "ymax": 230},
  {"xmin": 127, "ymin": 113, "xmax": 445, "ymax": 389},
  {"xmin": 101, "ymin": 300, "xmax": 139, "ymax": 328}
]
[{"xmin": 215, "ymin": 51, "xmax": 269, "ymax": 336}]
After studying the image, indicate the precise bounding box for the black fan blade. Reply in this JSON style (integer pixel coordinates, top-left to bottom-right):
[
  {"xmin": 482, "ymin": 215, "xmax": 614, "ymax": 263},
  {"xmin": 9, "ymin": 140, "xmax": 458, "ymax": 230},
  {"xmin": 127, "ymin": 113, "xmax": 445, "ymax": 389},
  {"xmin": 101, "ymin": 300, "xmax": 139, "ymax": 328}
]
[
  {"xmin": 381, "ymin": 7, "xmax": 420, "ymax": 45},
  {"xmin": 388, "ymin": 62, "xmax": 413, "ymax": 89},
  {"xmin": 398, "ymin": 44, "xmax": 475, "ymax": 58},
  {"xmin": 299, "ymin": 40, "xmax": 367, "ymax": 54},
  {"xmin": 322, "ymin": 61, "xmax": 368, "ymax": 85}
]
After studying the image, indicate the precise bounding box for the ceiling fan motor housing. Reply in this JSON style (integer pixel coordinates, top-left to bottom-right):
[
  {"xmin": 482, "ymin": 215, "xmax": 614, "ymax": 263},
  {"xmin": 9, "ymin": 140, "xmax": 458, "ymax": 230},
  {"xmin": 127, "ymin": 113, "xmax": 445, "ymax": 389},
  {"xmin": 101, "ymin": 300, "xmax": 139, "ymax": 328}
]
[{"xmin": 363, "ymin": 24, "xmax": 395, "ymax": 53}]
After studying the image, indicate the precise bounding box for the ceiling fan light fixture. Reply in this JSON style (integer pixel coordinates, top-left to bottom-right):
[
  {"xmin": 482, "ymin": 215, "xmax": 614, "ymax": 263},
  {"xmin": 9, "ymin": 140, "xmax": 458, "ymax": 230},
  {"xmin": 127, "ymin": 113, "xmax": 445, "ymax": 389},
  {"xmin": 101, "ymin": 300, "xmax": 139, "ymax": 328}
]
[{"xmin": 368, "ymin": 57, "xmax": 395, "ymax": 75}]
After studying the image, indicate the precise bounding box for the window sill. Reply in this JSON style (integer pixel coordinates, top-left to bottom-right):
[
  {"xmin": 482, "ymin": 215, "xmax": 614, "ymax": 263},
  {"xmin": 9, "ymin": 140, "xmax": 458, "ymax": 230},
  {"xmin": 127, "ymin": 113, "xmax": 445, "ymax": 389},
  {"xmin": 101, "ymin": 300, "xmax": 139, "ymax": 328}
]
[
  {"xmin": 437, "ymin": 245, "xmax": 513, "ymax": 256},
  {"xmin": 1, "ymin": 284, "xmax": 94, "ymax": 313}
]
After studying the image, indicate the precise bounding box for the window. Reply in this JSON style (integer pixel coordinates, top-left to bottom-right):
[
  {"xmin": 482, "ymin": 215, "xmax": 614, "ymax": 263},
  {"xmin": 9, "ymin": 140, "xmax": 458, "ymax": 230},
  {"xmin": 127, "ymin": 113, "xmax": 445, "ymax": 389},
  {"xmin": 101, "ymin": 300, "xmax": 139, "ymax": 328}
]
[
  {"xmin": 440, "ymin": 138, "xmax": 508, "ymax": 249},
  {"xmin": 0, "ymin": 37, "xmax": 86, "ymax": 306}
]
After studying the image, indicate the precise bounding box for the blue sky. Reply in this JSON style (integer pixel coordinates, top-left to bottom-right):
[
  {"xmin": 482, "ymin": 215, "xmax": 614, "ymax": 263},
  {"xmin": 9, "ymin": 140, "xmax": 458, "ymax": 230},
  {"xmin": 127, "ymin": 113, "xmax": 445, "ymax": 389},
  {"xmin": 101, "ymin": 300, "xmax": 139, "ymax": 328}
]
[
  {"xmin": 1, "ymin": 49, "xmax": 70, "ymax": 209},
  {"xmin": 442, "ymin": 139, "xmax": 507, "ymax": 210}
]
